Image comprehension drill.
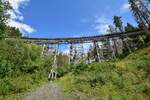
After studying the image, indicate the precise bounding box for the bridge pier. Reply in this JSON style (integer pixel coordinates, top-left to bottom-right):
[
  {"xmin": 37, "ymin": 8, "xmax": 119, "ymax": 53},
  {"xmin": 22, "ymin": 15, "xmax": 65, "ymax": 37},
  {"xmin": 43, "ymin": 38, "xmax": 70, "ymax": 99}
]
[
  {"xmin": 69, "ymin": 42, "xmax": 85, "ymax": 64},
  {"xmin": 115, "ymin": 38, "xmax": 124, "ymax": 55},
  {"xmin": 24, "ymin": 30, "xmax": 145, "ymax": 65},
  {"xmin": 132, "ymin": 35, "xmax": 145, "ymax": 49},
  {"xmin": 78, "ymin": 42, "xmax": 84, "ymax": 60},
  {"xmin": 121, "ymin": 37, "xmax": 132, "ymax": 53},
  {"xmin": 111, "ymin": 38, "xmax": 118, "ymax": 57},
  {"xmin": 93, "ymin": 41, "xmax": 100, "ymax": 62},
  {"xmin": 87, "ymin": 45, "xmax": 94, "ymax": 63},
  {"xmin": 41, "ymin": 43, "xmax": 49, "ymax": 57},
  {"xmin": 69, "ymin": 43, "xmax": 74, "ymax": 65},
  {"xmin": 98, "ymin": 44, "xmax": 105, "ymax": 61},
  {"xmin": 48, "ymin": 43, "xmax": 59, "ymax": 80},
  {"xmin": 41, "ymin": 43, "xmax": 46, "ymax": 57},
  {"xmin": 103, "ymin": 38, "xmax": 112, "ymax": 60}
]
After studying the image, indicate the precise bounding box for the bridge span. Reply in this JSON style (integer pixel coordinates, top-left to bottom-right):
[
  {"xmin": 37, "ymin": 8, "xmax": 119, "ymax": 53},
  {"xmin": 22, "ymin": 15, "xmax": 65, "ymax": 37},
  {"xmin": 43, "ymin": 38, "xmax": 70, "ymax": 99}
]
[
  {"xmin": 19, "ymin": 29, "xmax": 148, "ymax": 65},
  {"xmin": 22, "ymin": 30, "xmax": 145, "ymax": 44},
  {"xmin": 21, "ymin": 29, "xmax": 149, "ymax": 79},
  {"xmin": 4, "ymin": 29, "xmax": 149, "ymax": 80}
]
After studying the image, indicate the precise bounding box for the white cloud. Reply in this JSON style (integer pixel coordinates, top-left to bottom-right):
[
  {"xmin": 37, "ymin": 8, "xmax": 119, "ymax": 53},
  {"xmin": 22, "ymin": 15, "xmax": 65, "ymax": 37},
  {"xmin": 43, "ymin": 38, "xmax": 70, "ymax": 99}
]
[
  {"xmin": 7, "ymin": 0, "xmax": 30, "ymax": 14},
  {"xmin": 7, "ymin": 10, "xmax": 24, "ymax": 21},
  {"xmin": 8, "ymin": 19, "xmax": 35, "ymax": 34},
  {"xmin": 5, "ymin": 0, "xmax": 35, "ymax": 34},
  {"xmin": 94, "ymin": 16, "xmax": 112, "ymax": 34}
]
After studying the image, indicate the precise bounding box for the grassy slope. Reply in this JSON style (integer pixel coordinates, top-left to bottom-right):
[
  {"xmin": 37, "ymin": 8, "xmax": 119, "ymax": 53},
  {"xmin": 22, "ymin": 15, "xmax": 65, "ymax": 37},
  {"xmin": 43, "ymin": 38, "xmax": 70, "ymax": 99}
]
[{"xmin": 56, "ymin": 45, "xmax": 150, "ymax": 100}]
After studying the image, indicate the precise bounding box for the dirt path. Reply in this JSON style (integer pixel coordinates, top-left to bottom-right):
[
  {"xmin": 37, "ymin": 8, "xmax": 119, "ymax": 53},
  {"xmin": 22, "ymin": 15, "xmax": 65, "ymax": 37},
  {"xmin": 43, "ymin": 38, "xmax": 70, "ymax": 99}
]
[{"xmin": 24, "ymin": 83, "xmax": 66, "ymax": 100}]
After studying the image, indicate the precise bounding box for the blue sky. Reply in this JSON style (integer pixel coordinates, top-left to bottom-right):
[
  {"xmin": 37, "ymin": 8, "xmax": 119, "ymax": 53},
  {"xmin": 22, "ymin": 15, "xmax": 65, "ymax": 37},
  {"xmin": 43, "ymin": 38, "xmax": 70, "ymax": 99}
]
[{"xmin": 7, "ymin": 0, "xmax": 137, "ymax": 38}]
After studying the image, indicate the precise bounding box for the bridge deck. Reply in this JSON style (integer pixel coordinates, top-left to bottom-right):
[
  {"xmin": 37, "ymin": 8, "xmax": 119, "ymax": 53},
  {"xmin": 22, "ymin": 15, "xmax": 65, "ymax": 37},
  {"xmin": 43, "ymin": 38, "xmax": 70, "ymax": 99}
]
[{"xmin": 22, "ymin": 30, "xmax": 145, "ymax": 44}]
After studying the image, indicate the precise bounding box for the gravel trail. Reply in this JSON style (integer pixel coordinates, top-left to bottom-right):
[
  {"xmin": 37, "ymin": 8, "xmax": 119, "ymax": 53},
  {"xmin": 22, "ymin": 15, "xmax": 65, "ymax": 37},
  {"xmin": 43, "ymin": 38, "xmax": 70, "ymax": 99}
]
[{"xmin": 24, "ymin": 83, "xmax": 66, "ymax": 100}]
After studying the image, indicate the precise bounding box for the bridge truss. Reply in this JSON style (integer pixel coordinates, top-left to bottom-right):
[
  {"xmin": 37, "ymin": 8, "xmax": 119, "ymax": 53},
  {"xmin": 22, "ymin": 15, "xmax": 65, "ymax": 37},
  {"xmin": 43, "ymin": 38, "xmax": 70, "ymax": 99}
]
[
  {"xmin": 19, "ymin": 29, "xmax": 148, "ymax": 79},
  {"xmin": 22, "ymin": 29, "xmax": 146, "ymax": 63}
]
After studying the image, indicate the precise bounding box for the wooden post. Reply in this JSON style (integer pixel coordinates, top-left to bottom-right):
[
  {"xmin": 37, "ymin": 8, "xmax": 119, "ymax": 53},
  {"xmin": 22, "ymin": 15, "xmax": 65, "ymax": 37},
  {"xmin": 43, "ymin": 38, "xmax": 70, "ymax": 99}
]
[
  {"xmin": 69, "ymin": 43, "xmax": 74, "ymax": 65},
  {"xmin": 121, "ymin": 37, "xmax": 132, "ymax": 53},
  {"xmin": 41, "ymin": 43, "xmax": 46, "ymax": 57},
  {"xmin": 93, "ymin": 41, "xmax": 100, "ymax": 62},
  {"xmin": 112, "ymin": 38, "xmax": 119, "ymax": 57},
  {"xmin": 110, "ymin": 38, "xmax": 116, "ymax": 58},
  {"xmin": 48, "ymin": 44, "xmax": 59, "ymax": 80}
]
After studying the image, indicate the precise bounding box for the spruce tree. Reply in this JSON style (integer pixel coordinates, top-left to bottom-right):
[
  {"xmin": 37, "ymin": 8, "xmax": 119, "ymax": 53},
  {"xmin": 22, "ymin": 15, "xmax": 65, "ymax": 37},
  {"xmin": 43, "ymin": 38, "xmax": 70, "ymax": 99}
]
[
  {"xmin": 125, "ymin": 23, "xmax": 136, "ymax": 32},
  {"xmin": 128, "ymin": 0, "xmax": 150, "ymax": 28},
  {"xmin": 113, "ymin": 16, "xmax": 124, "ymax": 32}
]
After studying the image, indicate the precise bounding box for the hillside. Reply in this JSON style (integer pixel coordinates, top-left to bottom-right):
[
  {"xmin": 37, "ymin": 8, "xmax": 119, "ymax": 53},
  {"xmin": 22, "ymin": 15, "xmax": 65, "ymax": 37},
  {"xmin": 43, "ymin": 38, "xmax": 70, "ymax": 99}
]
[
  {"xmin": 56, "ymin": 44, "xmax": 150, "ymax": 100},
  {"xmin": 0, "ymin": 39, "xmax": 52, "ymax": 100},
  {"xmin": 1, "ymin": 40, "xmax": 149, "ymax": 100}
]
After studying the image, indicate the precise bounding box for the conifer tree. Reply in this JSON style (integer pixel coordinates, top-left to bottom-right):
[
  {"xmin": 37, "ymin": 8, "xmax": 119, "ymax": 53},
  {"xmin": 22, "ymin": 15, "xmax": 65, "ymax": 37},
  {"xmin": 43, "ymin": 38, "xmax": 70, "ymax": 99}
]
[
  {"xmin": 128, "ymin": 0, "xmax": 150, "ymax": 28},
  {"xmin": 113, "ymin": 16, "xmax": 124, "ymax": 32},
  {"xmin": 125, "ymin": 23, "xmax": 136, "ymax": 32}
]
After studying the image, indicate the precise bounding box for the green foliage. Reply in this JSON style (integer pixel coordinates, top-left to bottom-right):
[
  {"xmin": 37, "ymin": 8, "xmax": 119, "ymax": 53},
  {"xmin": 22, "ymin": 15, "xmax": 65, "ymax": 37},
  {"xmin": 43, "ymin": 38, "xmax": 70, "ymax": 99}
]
[
  {"xmin": 0, "ymin": 0, "xmax": 11, "ymax": 38},
  {"xmin": 128, "ymin": 0, "xmax": 150, "ymax": 29},
  {"xmin": 0, "ymin": 0, "xmax": 21, "ymax": 39},
  {"xmin": 5, "ymin": 26, "xmax": 22, "ymax": 37},
  {"xmin": 0, "ymin": 74, "xmax": 48, "ymax": 100},
  {"xmin": 0, "ymin": 39, "xmax": 42, "ymax": 78},
  {"xmin": 40, "ymin": 56, "xmax": 53, "ymax": 76},
  {"xmin": 57, "ymin": 65, "xmax": 70, "ymax": 77},
  {"xmin": 57, "ymin": 61, "xmax": 88, "ymax": 77},
  {"xmin": 57, "ymin": 44, "xmax": 150, "ymax": 100},
  {"xmin": 113, "ymin": 16, "xmax": 123, "ymax": 32},
  {"xmin": 70, "ymin": 61, "xmax": 88, "ymax": 75},
  {"xmin": 0, "ymin": 39, "xmax": 53, "ymax": 99},
  {"xmin": 57, "ymin": 54, "xmax": 69, "ymax": 67},
  {"xmin": 125, "ymin": 23, "xmax": 136, "ymax": 32}
]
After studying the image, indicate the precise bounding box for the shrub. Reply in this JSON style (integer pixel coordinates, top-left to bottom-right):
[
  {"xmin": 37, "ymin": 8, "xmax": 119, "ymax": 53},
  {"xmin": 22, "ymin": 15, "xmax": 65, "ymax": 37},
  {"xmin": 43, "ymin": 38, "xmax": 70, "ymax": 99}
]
[
  {"xmin": 0, "ymin": 39, "xmax": 53, "ymax": 98},
  {"xmin": 71, "ymin": 61, "xmax": 88, "ymax": 75},
  {"xmin": 0, "ymin": 39, "xmax": 47, "ymax": 78},
  {"xmin": 57, "ymin": 64, "xmax": 70, "ymax": 77}
]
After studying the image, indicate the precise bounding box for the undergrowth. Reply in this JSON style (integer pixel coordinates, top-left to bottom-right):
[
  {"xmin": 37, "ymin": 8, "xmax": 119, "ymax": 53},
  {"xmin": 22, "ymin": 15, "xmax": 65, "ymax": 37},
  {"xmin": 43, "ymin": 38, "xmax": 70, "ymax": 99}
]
[
  {"xmin": 56, "ymin": 44, "xmax": 150, "ymax": 100},
  {"xmin": 0, "ymin": 39, "xmax": 52, "ymax": 100}
]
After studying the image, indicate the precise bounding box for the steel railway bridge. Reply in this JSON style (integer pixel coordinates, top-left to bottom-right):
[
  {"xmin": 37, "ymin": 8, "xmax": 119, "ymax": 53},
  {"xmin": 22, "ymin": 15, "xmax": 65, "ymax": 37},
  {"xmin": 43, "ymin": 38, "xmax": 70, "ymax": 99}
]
[
  {"xmin": 22, "ymin": 30, "xmax": 145, "ymax": 44},
  {"xmin": 20, "ymin": 29, "xmax": 147, "ymax": 63},
  {"xmin": 20, "ymin": 29, "xmax": 148, "ymax": 79}
]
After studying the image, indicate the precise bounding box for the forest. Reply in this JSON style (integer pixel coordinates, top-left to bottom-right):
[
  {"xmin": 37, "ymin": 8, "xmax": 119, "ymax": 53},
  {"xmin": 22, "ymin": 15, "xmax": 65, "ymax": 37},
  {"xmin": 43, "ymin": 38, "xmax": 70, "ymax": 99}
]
[{"xmin": 0, "ymin": 0, "xmax": 150, "ymax": 100}]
